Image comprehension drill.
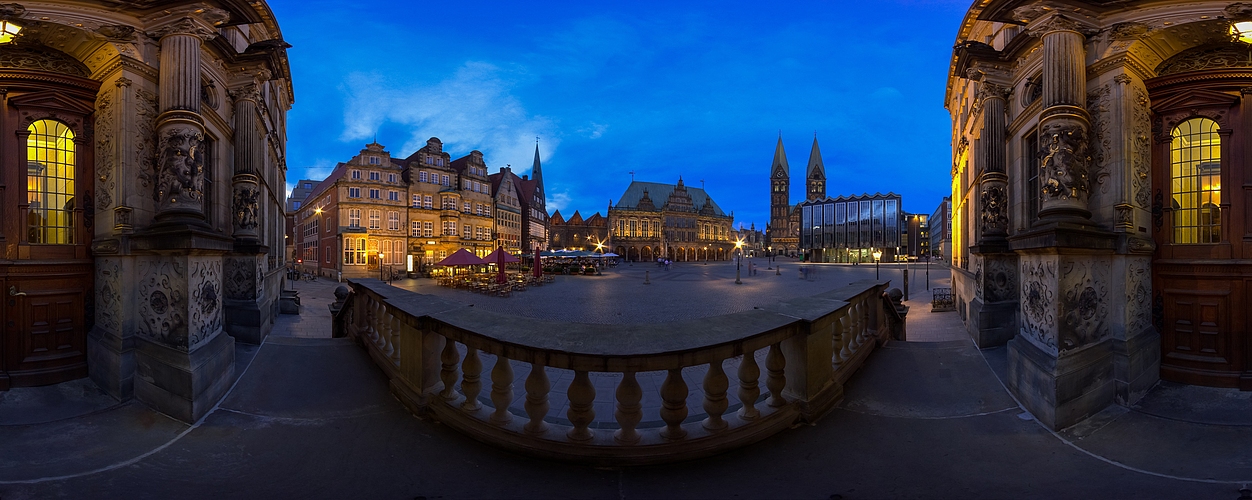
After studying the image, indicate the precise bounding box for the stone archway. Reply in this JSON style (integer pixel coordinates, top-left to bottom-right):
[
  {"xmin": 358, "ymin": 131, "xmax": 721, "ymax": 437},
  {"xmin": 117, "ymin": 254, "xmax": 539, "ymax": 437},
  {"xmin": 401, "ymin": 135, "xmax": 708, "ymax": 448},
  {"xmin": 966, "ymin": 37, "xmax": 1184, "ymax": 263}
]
[
  {"xmin": 641, "ymin": 246, "xmax": 652, "ymax": 262},
  {"xmin": 628, "ymin": 247, "xmax": 640, "ymax": 262}
]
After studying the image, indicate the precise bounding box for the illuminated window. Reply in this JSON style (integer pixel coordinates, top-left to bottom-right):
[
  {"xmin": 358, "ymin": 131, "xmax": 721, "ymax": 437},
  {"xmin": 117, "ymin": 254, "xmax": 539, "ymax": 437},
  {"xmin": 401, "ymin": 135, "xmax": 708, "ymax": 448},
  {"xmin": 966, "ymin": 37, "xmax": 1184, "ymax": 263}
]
[
  {"xmin": 1170, "ymin": 118, "xmax": 1222, "ymax": 244},
  {"xmin": 26, "ymin": 120, "xmax": 75, "ymax": 244}
]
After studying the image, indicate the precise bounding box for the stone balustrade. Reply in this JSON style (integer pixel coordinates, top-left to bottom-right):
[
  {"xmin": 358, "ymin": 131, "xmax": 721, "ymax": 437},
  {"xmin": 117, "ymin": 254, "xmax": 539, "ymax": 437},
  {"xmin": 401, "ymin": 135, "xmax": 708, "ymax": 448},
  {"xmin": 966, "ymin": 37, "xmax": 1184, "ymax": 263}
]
[{"xmin": 336, "ymin": 278, "xmax": 902, "ymax": 466}]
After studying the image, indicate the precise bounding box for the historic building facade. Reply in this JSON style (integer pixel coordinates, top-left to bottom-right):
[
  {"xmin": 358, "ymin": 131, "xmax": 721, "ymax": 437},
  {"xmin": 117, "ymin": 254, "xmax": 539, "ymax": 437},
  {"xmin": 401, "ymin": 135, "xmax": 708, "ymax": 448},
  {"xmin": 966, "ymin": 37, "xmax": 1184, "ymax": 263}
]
[
  {"xmin": 948, "ymin": 0, "xmax": 1252, "ymax": 429},
  {"xmin": 610, "ymin": 178, "xmax": 734, "ymax": 262},
  {"xmin": 550, "ymin": 210, "xmax": 609, "ymax": 252},
  {"xmin": 0, "ymin": 1, "xmax": 293, "ymax": 423},
  {"xmin": 489, "ymin": 165, "xmax": 523, "ymax": 255},
  {"xmin": 929, "ymin": 196, "xmax": 952, "ymax": 262},
  {"xmin": 902, "ymin": 212, "xmax": 930, "ymax": 258},
  {"xmin": 487, "ymin": 144, "xmax": 548, "ymax": 254},
  {"xmin": 798, "ymin": 193, "xmax": 904, "ymax": 263}
]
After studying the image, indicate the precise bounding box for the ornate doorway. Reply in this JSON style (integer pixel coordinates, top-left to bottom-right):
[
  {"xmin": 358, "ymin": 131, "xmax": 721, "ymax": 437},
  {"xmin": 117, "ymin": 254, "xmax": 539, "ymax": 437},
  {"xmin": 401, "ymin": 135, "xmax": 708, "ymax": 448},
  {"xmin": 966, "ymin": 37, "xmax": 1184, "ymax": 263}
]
[
  {"xmin": 1148, "ymin": 45, "xmax": 1251, "ymax": 389},
  {"xmin": 0, "ymin": 44, "xmax": 98, "ymax": 390}
]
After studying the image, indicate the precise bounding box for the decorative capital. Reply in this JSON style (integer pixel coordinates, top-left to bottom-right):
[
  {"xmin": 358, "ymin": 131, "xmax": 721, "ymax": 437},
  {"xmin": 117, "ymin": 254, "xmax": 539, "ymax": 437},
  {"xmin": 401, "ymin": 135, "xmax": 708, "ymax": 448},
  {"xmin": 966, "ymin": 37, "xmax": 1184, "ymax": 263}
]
[
  {"xmin": 1113, "ymin": 74, "xmax": 1133, "ymax": 85},
  {"xmin": 977, "ymin": 81, "xmax": 1012, "ymax": 102},
  {"xmin": 1027, "ymin": 13, "xmax": 1097, "ymax": 38},
  {"xmin": 115, "ymin": 76, "xmax": 132, "ymax": 88},
  {"xmin": 228, "ymin": 83, "xmax": 260, "ymax": 103},
  {"xmin": 147, "ymin": 17, "xmax": 217, "ymax": 41}
]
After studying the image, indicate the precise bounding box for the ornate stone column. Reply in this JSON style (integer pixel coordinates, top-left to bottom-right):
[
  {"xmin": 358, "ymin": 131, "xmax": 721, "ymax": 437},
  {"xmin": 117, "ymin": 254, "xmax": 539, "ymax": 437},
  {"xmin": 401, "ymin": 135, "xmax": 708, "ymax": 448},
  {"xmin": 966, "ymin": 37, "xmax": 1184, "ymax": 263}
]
[
  {"xmin": 151, "ymin": 18, "xmax": 213, "ymax": 225},
  {"xmin": 977, "ymin": 80, "xmax": 1010, "ymax": 241},
  {"xmin": 1033, "ymin": 14, "xmax": 1093, "ymax": 222},
  {"xmin": 229, "ymin": 83, "xmax": 261, "ymax": 245}
]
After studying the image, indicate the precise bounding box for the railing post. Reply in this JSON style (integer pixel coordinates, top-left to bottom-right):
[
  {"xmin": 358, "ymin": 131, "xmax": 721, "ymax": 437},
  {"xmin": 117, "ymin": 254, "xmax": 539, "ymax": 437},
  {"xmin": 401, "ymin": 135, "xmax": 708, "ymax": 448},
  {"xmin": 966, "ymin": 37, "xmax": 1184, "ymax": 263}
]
[
  {"xmin": 702, "ymin": 359, "xmax": 729, "ymax": 431},
  {"xmin": 659, "ymin": 368, "xmax": 688, "ymax": 440},
  {"xmin": 439, "ymin": 337, "xmax": 460, "ymax": 401},
  {"xmin": 523, "ymin": 364, "xmax": 550, "ymax": 435},
  {"xmin": 737, "ymin": 351, "xmax": 761, "ymax": 420},
  {"xmin": 614, "ymin": 371, "xmax": 643, "ymax": 444},
  {"xmin": 566, "ymin": 370, "xmax": 596, "ymax": 442},
  {"xmin": 489, "ymin": 356, "xmax": 513, "ymax": 424},
  {"xmin": 766, "ymin": 343, "xmax": 787, "ymax": 407},
  {"xmin": 460, "ymin": 348, "xmax": 483, "ymax": 411},
  {"xmin": 782, "ymin": 313, "xmax": 834, "ymax": 408}
]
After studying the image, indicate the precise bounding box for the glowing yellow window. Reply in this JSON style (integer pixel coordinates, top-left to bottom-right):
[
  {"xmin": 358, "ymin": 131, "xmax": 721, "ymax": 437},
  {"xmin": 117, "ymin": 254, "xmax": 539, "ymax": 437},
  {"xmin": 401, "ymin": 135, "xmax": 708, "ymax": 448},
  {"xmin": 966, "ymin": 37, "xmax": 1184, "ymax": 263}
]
[
  {"xmin": 1170, "ymin": 118, "xmax": 1221, "ymax": 244},
  {"xmin": 26, "ymin": 120, "xmax": 75, "ymax": 244}
]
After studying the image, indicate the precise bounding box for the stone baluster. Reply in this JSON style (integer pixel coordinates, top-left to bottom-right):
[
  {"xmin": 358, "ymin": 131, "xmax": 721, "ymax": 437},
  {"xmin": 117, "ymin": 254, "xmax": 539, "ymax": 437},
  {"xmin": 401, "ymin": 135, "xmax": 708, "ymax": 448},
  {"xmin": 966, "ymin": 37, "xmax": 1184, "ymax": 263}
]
[
  {"xmin": 831, "ymin": 311, "xmax": 847, "ymax": 367},
  {"xmin": 766, "ymin": 343, "xmax": 787, "ymax": 407},
  {"xmin": 460, "ymin": 348, "xmax": 482, "ymax": 411},
  {"xmin": 149, "ymin": 18, "xmax": 216, "ymax": 224},
  {"xmin": 389, "ymin": 314, "xmax": 401, "ymax": 365},
  {"xmin": 838, "ymin": 311, "xmax": 853, "ymax": 363},
  {"xmin": 659, "ymin": 368, "xmax": 688, "ymax": 440},
  {"xmin": 848, "ymin": 301, "xmax": 863, "ymax": 349},
  {"xmin": 702, "ymin": 359, "xmax": 729, "ymax": 431},
  {"xmin": 737, "ymin": 352, "xmax": 761, "ymax": 420},
  {"xmin": 379, "ymin": 307, "xmax": 393, "ymax": 356},
  {"xmin": 566, "ymin": 371, "xmax": 596, "ymax": 442},
  {"xmin": 439, "ymin": 338, "xmax": 460, "ymax": 400},
  {"xmin": 489, "ymin": 356, "xmax": 514, "ymax": 424},
  {"xmin": 523, "ymin": 364, "xmax": 550, "ymax": 435},
  {"xmin": 614, "ymin": 371, "xmax": 643, "ymax": 444}
]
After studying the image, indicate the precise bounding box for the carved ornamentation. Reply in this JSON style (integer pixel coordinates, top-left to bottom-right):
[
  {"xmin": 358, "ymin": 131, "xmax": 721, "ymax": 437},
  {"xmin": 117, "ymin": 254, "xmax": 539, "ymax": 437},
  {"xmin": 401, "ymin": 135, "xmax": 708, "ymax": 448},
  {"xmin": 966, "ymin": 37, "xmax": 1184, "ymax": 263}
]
[
  {"xmin": 1027, "ymin": 15, "xmax": 1093, "ymax": 38},
  {"xmin": 1021, "ymin": 259, "xmax": 1057, "ymax": 352},
  {"xmin": 189, "ymin": 259, "xmax": 221, "ymax": 348},
  {"xmin": 138, "ymin": 259, "xmax": 187, "ymax": 348},
  {"xmin": 1131, "ymin": 85, "xmax": 1152, "ymax": 209},
  {"xmin": 1115, "ymin": 205, "xmax": 1133, "ymax": 227},
  {"xmin": 1109, "ymin": 22, "xmax": 1150, "ymax": 40},
  {"xmin": 980, "ymin": 185, "xmax": 1008, "ymax": 232},
  {"xmin": 114, "ymin": 205, "xmax": 132, "ymax": 232},
  {"xmin": 147, "ymin": 18, "xmax": 218, "ymax": 41},
  {"xmin": 1156, "ymin": 44, "xmax": 1252, "ymax": 77},
  {"xmin": 95, "ymin": 258, "xmax": 122, "ymax": 336},
  {"xmin": 1011, "ymin": 4, "xmax": 1051, "ymax": 24},
  {"xmin": 228, "ymin": 83, "xmax": 260, "ymax": 103},
  {"xmin": 83, "ymin": 191, "xmax": 94, "ymax": 229},
  {"xmin": 1039, "ymin": 122, "xmax": 1091, "ymax": 201},
  {"xmin": 155, "ymin": 127, "xmax": 204, "ymax": 209},
  {"xmin": 974, "ymin": 260, "xmax": 984, "ymax": 300},
  {"xmin": 1086, "ymin": 84, "xmax": 1112, "ymax": 196},
  {"xmin": 1225, "ymin": 3, "xmax": 1252, "ymax": 19},
  {"xmin": 224, "ymin": 258, "xmax": 257, "ymax": 300},
  {"xmin": 95, "ymin": 24, "xmax": 136, "ymax": 41},
  {"xmin": 232, "ymin": 186, "xmax": 259, "ymax": 229},
  {"xmin": 135, "ymin": 88, "xmax": 157, "ymax": 188},
  {"xmin": 1152, "ymin": 190, "xmax": 1164, "ymax": 230},
  {"xmin": 95, "ymin": 89, "xmax": 115, "ymax": 211},
  {"xmin": 985, "ymin": 258, "xmax": 1017, "ymax": 303},
  {"xmin": 0, "ymin": 3, "xmax": 24, "ymax": 17},
  {"xmin": 1059, "ymin": 260, "xmax": 1109, "ymax": 351},
  {"xmin": 1126, "ymin": 259, "xmax": 1152, "ymax": 336},
  {"xmin": 0, "ymin": 45, "xmax": 91, "ymax": 77}
]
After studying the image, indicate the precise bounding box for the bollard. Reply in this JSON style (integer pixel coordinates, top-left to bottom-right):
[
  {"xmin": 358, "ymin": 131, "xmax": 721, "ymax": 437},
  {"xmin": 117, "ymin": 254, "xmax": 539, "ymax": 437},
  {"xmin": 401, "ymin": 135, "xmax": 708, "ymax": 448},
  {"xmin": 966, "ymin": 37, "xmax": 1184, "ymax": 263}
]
[
  {"xmin": 776, "ymin": 265, "xmax": 781, "ymax": 276},
  {"xmin": 644, "ymin": 271, "xmax": 651, "ymax": 284},
  {"xmin": 903, "ymin": 268, "xmax": 910, "ymax": 301}
]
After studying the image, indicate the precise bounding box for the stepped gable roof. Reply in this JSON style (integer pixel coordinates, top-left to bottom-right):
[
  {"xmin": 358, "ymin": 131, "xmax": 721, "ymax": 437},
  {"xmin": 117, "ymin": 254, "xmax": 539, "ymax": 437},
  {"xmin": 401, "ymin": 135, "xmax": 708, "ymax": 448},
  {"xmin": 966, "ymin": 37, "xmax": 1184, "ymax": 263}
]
[{"xmin": 614, "ymin": 181, "xmax": 726, "ymax": 216}]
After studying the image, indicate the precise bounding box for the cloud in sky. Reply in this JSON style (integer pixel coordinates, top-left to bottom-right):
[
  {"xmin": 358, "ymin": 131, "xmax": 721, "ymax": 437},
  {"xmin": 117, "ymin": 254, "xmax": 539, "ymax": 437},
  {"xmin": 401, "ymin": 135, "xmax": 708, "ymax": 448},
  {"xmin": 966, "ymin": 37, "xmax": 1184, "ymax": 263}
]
[{"xmin": 339, "ymin": 61, "xmax": 559, "ymax": 176}]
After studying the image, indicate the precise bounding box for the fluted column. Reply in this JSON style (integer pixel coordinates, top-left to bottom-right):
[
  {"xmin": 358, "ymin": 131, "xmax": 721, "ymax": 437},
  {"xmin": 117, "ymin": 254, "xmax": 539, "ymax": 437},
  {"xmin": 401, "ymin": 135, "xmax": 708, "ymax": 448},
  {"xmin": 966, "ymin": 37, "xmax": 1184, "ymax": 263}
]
[
  {"xmin": 978, "ymin": 82, "xmax": 1010, "ymax": 239},
  {"xmin": 229, "ymin": 84, "xmax": 261, "ymax": 244},
  {"xmin": 150, "ymin": 18, "xmax": 215, "ymax": 224},
  {"xmin": 1032, "ymin": 14, "xmax": 1093, "ymax": 222}
]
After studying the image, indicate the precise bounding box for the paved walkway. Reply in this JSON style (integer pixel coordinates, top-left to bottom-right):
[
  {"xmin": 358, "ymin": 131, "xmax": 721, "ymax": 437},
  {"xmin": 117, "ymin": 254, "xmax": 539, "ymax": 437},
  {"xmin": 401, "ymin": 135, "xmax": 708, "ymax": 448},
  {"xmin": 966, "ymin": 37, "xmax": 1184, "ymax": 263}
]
[{"xmin": 0, "ymin": 269, "xmax": 1249, "ymax": 499}]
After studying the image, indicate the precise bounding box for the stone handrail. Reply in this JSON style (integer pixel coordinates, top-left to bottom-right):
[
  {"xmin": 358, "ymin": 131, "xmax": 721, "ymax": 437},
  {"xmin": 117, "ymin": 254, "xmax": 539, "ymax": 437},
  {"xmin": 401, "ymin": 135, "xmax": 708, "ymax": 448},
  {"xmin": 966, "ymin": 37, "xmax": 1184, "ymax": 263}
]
[{"xmin": 338, "ymin": 278, "xmax": 900, "ymax": 466}]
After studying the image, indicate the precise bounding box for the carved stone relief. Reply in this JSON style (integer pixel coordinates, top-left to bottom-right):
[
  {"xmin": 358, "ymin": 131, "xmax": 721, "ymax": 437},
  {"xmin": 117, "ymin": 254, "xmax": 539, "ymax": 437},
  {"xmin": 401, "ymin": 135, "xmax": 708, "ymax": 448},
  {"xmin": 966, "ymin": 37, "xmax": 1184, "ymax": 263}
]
[
  {"xmin": 224, "ymin": 257, "xmax": 257, "ymax": 300},
  {"xmin": 1131, "ymin": 85, "xmax": 1151, "ymax": 209},
  {"xmin": 1156, "ymin": 44, "xmax": 1252, "ymax": 76},
  {"xmin": 1126, "ymin": 258, "xmax": 1152, "ymax": 337},
  {"xmin": 95, "ymin": 258, "xmax": 122, "ymax": 336},
  {"xmin": 95, "ymin": 89, "xmax": 115, "ymax": 211},
  {"xmin": 155, "ymin": 127, "xmax": 204, "ymax": 210},
  {"xmin": 232, "ymin": 185, "xmax": 259, "ymax": 229},
  {"xmin": 188, "ymin": 258, "xmax": 221, "ymax": 348},
  {"xmin": 980, "ymin": 184, "xmax": 1008, "ymax": 233},
  {"xmin": 1039, "ymin": 122, "xmax": 1091, "ymax": 201},
  {"xmin": 1020, "ymin": 257, "xmax": 1057, "ymax": 354},
  {"xmin": 974, "ymin": 260, "xmax": 984, "ymax": 300},
  {"xmin": 138, "ymin": 258, "xmax": 188, "ymax": 348},
  {"xmin": 985, "ymin": 258, "xmax": 1017, "ymax": 303},
  {"xmin": 0, "ymin": 45, "xmax": 91, "ymax": 77},
  {"xmin": 136, "ymin": 88, "xmax": 157, "ymax": 189},
  {"xmin": 1086, "ymin": 84, "xmax": 1112, "ymax": 197},
  {"xmin": 1059, "ymin": 259, "xmax": 1110, "ymax": 351}
]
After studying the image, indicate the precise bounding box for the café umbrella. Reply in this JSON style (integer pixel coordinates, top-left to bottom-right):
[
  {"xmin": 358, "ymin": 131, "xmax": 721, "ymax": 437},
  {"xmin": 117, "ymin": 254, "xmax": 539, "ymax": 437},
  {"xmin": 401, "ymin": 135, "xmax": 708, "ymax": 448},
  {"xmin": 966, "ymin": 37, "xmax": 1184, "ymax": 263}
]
[
  {"xmin": 533, "ymin": 245, "xmax": 543, "ymax": 278},
  {"xmin": 435, "ymin": 248, "xmax": 486, "ymax": 278},
  {"xmin": 484, "ymin": 246, "xmax": 519, "ymax": 284}
]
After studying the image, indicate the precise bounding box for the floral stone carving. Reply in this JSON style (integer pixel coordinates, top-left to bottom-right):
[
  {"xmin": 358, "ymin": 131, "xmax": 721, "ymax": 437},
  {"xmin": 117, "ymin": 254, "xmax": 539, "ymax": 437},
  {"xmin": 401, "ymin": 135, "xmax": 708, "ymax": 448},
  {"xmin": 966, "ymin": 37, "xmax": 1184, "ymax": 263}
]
[
  {"xmin": 155, "ymin": 127, "xmax": 204, "ymax": 211},
  {"xmin": 1039, "ymin": 122, "xmax": 1091, "ymax": 201}
]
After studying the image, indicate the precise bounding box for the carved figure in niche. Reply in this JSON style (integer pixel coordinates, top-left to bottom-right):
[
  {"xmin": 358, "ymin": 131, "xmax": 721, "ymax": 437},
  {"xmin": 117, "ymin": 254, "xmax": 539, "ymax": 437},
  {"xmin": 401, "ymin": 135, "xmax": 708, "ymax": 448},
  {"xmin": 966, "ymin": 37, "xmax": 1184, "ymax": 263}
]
[
  {"xmin": 155, "ymin": 128, "xmax": 204, "ymax": 206},
  {"xmin": 980, "ymin": 185, "xmax": 1008, "ymax": 231},
  {"xmin": 1039, "ymin": 123, "xmax": 1091, "ymax": 201},
  {"xmin": 233, "ymin": 186, "xmax": 259, "ymax": 229}
]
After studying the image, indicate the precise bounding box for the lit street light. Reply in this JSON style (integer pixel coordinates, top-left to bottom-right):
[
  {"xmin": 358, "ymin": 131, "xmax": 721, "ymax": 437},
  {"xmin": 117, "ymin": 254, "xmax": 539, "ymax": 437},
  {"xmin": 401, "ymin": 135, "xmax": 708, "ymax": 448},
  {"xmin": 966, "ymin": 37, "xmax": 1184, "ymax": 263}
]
[
  {"xmin": 872, "ymin": 248, "xmax": 883, "ymax": 280},
  {"xmin": 735, "ymin": 238, "xmax": 744, "ymax": 284}
]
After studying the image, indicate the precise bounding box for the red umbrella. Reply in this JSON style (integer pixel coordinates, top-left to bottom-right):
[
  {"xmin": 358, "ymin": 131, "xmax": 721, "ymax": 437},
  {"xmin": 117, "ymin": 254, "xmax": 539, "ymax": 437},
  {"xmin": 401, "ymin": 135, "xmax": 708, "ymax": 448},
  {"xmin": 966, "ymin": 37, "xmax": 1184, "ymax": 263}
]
[
  {"xmin": 483, "ymin": 247, "xmax": 520, "ymax": 264},
  {"xmin": 492, "ymin": 247, "xmax": 508, "ymax": 284},
  {"xmin": 532, "ymin": 245, "xmax": 542, "ymax": 278},
  {"xmin": 435, "ymin": 248, "xmax": 487, "ymax": 267}
]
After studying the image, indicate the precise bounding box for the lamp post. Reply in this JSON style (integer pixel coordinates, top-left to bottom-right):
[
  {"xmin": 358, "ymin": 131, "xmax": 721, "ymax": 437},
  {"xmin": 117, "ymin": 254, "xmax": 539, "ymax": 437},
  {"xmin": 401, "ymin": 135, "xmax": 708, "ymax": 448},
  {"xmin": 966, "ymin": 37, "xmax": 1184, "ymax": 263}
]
[
  {"xmin": 872, "ymin": 248, "xmax": 882, "ymax": 280},
  {"xmin": 595, "ymin": 240, "xmax": 605, "ymax": 275},
  {"xmin": 378, "ymin": 252, "xmax": 385, "ymax": 281},
  {"xmin": 767, "ymin": 246, "xmax": 773, "ymax": 270},
  {"xmin": 735, "ymin": 238, "xmax": 744, "ymax": 284},
  {"xmin": 314, "ymin": 207, "xmax": 323, "ymax": 279}
]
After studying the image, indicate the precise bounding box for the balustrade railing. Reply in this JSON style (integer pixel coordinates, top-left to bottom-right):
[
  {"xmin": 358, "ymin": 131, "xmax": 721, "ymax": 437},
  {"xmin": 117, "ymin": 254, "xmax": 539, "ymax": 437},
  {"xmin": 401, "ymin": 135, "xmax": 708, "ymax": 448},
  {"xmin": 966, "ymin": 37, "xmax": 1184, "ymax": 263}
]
[{"xmin": 336, "ymin": 278, "xmax": 903, "ymax": 466}]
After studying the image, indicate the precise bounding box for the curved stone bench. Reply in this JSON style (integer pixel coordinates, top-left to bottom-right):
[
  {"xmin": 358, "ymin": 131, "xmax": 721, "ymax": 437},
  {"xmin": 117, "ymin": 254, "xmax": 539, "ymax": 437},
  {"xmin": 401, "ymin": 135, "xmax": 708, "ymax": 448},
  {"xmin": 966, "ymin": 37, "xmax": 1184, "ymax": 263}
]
[{"xmin": 338, "ymin": 278, "xmax": 899, "ymax": 466}]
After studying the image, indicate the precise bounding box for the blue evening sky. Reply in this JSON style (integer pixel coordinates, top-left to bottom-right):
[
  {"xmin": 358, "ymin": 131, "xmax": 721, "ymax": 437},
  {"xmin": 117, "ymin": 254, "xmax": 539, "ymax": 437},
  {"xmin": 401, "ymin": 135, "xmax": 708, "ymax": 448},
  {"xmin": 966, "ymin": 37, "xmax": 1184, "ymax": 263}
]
[{"xmin": 269, "ymin": 0, "xmax": 969, "ymax": 228}]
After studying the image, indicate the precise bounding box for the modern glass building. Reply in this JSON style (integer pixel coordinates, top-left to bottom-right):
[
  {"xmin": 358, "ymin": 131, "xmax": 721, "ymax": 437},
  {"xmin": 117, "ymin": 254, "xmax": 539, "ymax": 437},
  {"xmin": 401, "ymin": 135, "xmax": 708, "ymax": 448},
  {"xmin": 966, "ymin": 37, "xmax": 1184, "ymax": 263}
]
[{"xmin": 799, "ymin": 193, "xmax": 902, "ymax": 263}]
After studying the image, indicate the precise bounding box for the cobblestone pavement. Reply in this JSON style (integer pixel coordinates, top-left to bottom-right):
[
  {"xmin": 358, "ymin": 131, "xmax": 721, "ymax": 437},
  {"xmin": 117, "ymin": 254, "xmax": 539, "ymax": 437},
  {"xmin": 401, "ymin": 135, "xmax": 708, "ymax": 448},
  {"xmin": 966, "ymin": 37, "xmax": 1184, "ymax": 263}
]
[{"xmin": 390, "ymin": 257, "xmax": 953, "ymax": 326}]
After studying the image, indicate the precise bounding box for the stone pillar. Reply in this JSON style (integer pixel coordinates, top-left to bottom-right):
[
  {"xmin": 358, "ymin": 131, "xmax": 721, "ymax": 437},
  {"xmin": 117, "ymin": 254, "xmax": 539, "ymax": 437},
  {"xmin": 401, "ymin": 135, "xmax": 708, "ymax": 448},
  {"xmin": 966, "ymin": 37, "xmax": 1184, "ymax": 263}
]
[
  {"xmin": 152, "ymin": 19, "xmax": 211, "ymax": 225},
  {"xmin": 229, "ymin": 83, "xmax": 261, "ymax": 245},
  {"xmin": 1034, "ymin": 15, "xmax": 1093, "ymax": 222}
]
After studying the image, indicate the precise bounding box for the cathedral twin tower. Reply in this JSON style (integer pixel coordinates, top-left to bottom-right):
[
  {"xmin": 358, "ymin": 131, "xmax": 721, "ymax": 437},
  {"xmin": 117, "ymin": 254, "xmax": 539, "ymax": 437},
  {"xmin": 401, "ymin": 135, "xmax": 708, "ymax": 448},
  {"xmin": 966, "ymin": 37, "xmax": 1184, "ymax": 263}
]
[{"xmin": 768, "ymin": 135, "xmax": 826, "ymax": 255}]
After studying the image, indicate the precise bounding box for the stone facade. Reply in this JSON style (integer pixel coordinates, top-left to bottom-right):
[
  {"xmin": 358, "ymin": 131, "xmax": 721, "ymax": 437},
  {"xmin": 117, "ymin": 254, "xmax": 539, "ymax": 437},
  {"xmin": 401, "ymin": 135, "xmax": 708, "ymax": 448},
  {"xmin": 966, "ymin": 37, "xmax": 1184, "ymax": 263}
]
[
  {"xmin": 550, "ymin": 210, "xmax": 609, "ymax": 252},
  {"xmin": 946, "ymin": 0, "xmax": 1252, "ymax": 429},
  {"xmin": 609, "ymin": 178, "xmax": 734, "ymax": 262}
]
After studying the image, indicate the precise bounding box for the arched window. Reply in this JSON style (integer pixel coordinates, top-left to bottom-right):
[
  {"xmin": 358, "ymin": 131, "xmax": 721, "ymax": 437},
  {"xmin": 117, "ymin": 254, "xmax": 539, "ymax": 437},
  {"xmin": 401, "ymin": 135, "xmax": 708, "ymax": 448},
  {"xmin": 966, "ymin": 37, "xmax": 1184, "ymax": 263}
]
[
  {"xmin": 26, "ymin": 119, "xmax": 75, "ymax": 244},
  {"xmin": 1170, "ymin": 118, "xmax": 1222, "ymax": 244}
]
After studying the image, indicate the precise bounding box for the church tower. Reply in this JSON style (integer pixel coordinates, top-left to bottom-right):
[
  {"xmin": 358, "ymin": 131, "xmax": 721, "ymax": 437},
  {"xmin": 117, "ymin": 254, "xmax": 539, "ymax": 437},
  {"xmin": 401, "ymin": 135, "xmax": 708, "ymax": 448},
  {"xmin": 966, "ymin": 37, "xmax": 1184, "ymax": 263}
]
[
  {"xmin": 769, "ymin": 136, "xmax": 790, "ymax": 243},
  {"xmin": 806, "ymin": 136, "xmax": 826, "ymax": 201}
]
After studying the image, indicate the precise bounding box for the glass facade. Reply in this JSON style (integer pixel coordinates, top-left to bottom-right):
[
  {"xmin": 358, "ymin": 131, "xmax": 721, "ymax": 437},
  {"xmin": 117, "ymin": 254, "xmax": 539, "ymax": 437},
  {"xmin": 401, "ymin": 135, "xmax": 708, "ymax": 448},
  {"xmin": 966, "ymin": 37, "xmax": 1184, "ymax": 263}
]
[{"xmin": 799, "ymin": 194, "xmax": 904, "ymax": 262}]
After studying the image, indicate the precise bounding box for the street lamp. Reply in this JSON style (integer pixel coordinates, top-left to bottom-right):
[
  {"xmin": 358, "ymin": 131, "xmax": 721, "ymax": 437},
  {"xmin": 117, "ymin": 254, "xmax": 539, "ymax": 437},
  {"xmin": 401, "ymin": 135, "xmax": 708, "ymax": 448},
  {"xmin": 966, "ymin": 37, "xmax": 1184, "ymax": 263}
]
[
  {"xmin": 0, "ymin": 19, "xmax": 22, "ymax": 44},
  {"xmin": 872, "ymin": 248, "xmax": 883, "ymax": 280},
  {"xmin": 594, "ymin": 239, "xmax": 605, "ymax": 275},
  {"xmin": 767, "ymin": 246, "xmax": 773, "ymax": 270},
  {"xmin": 735, "ymin": 238, "xmax": 744, "ymax": 284},
  {"xmin": 378, "ymin": 251, "xmax": 386, "ymax": 281}
]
